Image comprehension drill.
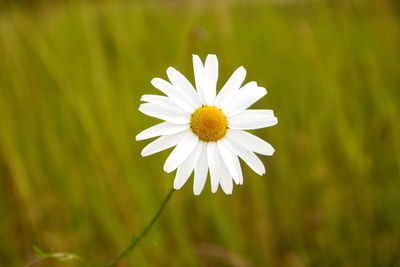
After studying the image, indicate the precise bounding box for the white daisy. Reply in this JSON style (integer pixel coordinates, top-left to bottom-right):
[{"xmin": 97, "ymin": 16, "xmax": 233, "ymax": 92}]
[{"xmin": 136, "ymin": 54, "xmax": 278, "ymax": 195}]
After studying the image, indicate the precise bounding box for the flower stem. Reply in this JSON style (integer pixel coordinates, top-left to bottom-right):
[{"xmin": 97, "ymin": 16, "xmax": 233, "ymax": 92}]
[{"xmin": 107, "ymin": 188, "xmax": 175, "ymax": 267}]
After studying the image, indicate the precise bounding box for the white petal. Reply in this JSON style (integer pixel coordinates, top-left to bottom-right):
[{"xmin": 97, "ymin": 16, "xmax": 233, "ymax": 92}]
[
  {"xmin": 167, "ymin": 67, "xmax": 201, "ymax": 108},
  {"xmin": 207, "ymin": 142, "xmax": 220, "ymax": 193},
  {"xmin": 231, "ymin": 147, "xmax": 243, "ymax": 185},
  {"xmin": 226, "ymin": 136, "xmax": 265, "ymax": 175},
  {"xmin": 193, "ymin": 142, "xmax": 208, "ymax": 195},
  {"xmin": 136, "ymin": 122, "xmax": 189, "ymax": 141},
  {"xmin": 229, "ymin": 110, "xmax": 278, "ymax": 130},
  {"xmin": 140, "ymin": 94, "xmax": 183, "ymax": 110},
  {"xmin": 193, "ymin": 54, "xmax": 206, "ymax": 104},
  {"xmin": 203, "ymin": 54, "xmax": 218, "ymax": 105},
  {"xmin": 217, "ymin": 139, "xmax": 241, "ymax": 185},
  {"xmin": 140, "ymin": 94, "xmax": 170, "ymax": 104},
  {"xmin": 164, "ymin": 132, "xmax": 199, "ymax": 173},
  {"xmin": 222, "ymin": 84, "xmax": 267, "ymax": 117},
  {"xmin": 228, "ymin": 129, "xmax": 275, "ymax": 156},
  {"xmin": 151, "ymin": 78, "xmax": 195, "ymax": 113},
  {"xmin": 219, "ymin": 159, "xmax": 233, "ymax": 195},
  {"xmin": 215, "ymin": 66, "xmax": 246, "ymax": 108},
  {"xmin": 139, "ymin": 103, "xmax": 190, "ymax": 124},
  {"xmin": 141, "ymin": 131, "xmax": 189, "ymax": 157},
  {"xmin": 173, "ymin": 141, "xmax": 203, "ymax": 190}
]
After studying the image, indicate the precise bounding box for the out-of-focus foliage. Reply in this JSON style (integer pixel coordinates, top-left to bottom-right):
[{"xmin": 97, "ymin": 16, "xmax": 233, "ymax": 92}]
[
  {"xmin": 0, "ymin": 0, "xmax": 399, "ymax": 266},
  {"xmin": 32, "ymin": 246, "xmax": 81, "ymax": 263}
]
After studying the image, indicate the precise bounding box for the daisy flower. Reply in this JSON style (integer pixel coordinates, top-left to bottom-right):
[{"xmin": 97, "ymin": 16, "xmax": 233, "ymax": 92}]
[{"xmin": 136, "ymin": 54, "xmax": 278, "ymax": 195}]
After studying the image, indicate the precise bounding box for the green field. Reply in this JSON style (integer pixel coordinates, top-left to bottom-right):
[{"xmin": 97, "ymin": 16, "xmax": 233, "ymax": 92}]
[{"xmin": 0, "ymin": 0, "xmax": 399, "ymax": 266}]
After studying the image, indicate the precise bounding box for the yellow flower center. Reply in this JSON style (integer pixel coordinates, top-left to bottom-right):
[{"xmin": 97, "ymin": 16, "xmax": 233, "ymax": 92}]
[{"xmin": 190, "ymin": 106, "xmax": 228, "ymax": 142}]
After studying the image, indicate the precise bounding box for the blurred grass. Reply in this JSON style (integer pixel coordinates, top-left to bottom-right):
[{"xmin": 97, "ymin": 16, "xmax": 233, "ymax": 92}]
[{"xmin": 0, "ymin": 0, "xmax": 399, "ymax": 266}]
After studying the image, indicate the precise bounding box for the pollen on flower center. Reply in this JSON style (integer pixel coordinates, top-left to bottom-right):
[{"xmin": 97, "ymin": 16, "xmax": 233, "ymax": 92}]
[{"xmin": 190, "ymin": 106, "xmax": 228, "ymax": 142}]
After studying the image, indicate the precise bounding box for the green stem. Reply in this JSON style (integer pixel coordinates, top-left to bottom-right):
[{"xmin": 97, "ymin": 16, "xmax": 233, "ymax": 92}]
[{"xmin": 107, "ymin": 188, "xmax": 175, "ymax": 267}]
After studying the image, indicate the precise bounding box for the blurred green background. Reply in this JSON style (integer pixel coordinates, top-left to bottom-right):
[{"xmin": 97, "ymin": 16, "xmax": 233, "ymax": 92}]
[{"xmin": 0, "ymin": 0, "xmax": 399, "ymax": 266}]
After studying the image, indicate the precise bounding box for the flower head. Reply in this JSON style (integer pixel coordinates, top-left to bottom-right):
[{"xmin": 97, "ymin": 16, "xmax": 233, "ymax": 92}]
[{"xmin": 136, "ymin": 54, "xmax": 278, "ymax": 195}]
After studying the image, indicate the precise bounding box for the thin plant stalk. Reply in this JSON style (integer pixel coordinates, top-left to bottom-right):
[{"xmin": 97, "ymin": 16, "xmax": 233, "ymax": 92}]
[{"xmin": 107, "ymin": 188, "xmax": 175, "ymax": 266}]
